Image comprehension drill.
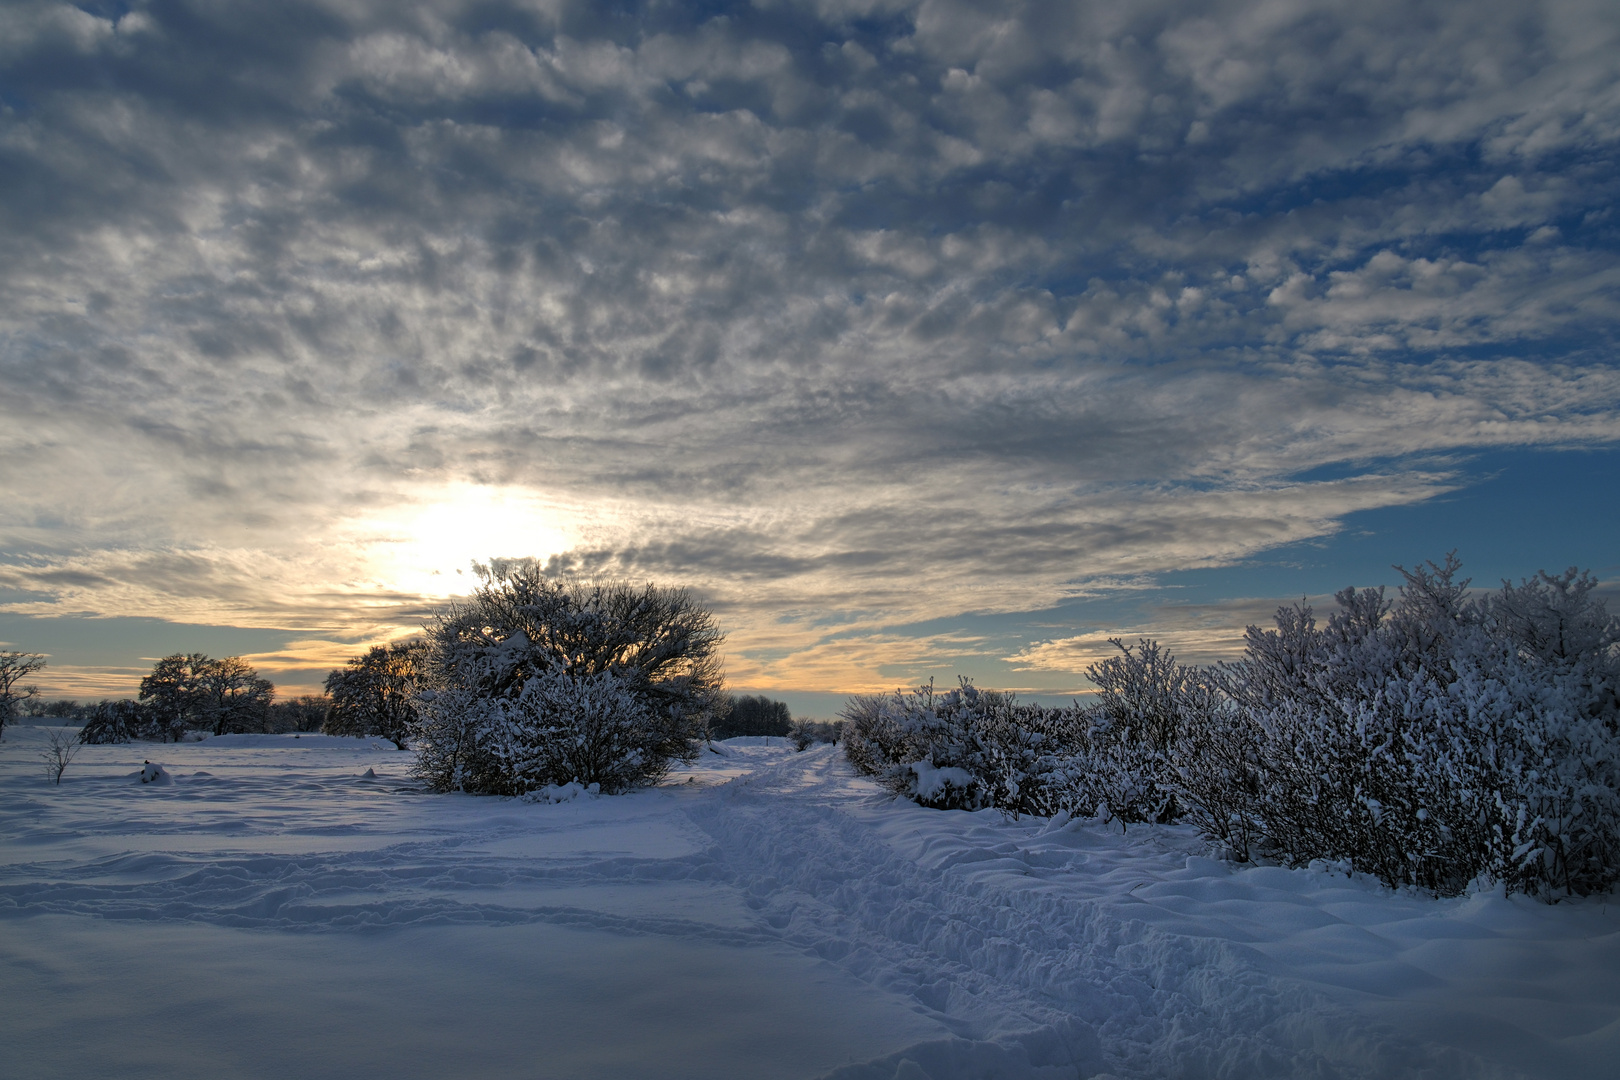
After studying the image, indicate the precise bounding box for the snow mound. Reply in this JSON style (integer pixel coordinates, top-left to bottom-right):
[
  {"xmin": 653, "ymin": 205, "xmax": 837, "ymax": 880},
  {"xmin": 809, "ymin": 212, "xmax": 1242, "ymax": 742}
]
[
  {"xmin": 137, "ymin": 761, "xmax": 171, "ymax": 785},
  {"xmin": 908, "ymin": 760, "xmax": 977, "ymax": 804},
  {"xmin": 522, "ymin": 780, "xmax": 601, "ymax": 804}
]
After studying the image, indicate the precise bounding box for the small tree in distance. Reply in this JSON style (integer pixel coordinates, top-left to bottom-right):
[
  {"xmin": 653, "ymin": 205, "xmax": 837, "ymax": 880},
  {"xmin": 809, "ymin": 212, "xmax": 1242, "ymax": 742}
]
[
  {"xmin": 268, "ymin": 695, "xmax": 330, "ymax": 733},
  {"xmin": 325, "ymin": 642, "xmax": 424, "ymax": 748},
  {"xmin": 41, "ymin": 729, "xmax": 80, "ymax": 784},
  {"xmin": 711, "ymin": 694, "xmax": 793, "ymax": 739}
]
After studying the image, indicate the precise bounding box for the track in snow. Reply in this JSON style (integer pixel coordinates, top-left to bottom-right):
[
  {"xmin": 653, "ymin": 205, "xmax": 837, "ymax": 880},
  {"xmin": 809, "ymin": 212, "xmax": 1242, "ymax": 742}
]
[{"xmin": 3, "ymin": 729, "xmax": 1615, "ymax": 1079}]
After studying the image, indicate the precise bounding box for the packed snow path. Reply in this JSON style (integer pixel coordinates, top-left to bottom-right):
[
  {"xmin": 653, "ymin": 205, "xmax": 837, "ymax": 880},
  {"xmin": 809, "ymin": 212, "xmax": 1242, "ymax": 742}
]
[{"xmin": 2, "ymin": 730, "xmax": 1617, "ymax": 1079}]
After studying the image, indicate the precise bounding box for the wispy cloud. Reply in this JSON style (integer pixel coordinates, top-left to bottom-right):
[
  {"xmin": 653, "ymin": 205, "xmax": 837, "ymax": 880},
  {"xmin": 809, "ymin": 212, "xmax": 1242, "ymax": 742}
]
[{"xmin": 2, "ymin": 0, "xmax": 1616, "ymax": 692}]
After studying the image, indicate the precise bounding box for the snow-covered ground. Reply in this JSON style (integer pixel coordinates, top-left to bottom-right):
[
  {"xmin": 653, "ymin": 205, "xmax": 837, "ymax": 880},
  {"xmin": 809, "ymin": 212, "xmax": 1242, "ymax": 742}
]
[{"xmin": 2, "ymin": 727, "xmax": 1616, "ymax": 1079}]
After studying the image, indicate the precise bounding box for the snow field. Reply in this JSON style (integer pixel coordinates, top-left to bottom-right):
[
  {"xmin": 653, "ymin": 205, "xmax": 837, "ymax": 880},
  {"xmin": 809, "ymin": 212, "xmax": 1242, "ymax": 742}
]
[{"xmin": 1, "ymin": 726, "xmax": 1617, "ymax": 1079}]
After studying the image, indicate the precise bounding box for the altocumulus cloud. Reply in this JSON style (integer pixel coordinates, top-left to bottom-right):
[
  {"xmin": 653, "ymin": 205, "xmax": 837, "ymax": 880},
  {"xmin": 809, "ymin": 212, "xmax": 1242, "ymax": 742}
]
[{"xmin": 1, "ymin": 0, "xmax": 1617, "ymax": 693}]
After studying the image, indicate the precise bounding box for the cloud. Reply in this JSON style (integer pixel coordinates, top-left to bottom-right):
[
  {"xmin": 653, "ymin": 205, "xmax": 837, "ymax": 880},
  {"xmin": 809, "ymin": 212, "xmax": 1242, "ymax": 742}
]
[{"xmin": 1, "ymin": 0, "xmax": 1616, "ymax": 690}]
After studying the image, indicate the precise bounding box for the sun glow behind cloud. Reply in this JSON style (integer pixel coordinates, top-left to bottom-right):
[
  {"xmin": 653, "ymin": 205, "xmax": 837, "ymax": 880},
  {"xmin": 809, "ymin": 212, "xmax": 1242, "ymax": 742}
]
[{"xmin": 345, "ymin": 485, "xmax": 574, "ymax": 599}]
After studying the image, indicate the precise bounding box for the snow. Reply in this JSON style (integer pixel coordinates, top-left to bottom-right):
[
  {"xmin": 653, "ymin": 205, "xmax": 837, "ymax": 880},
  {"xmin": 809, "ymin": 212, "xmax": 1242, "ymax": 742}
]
[
  {"xmin": 2, "ymin": 726, "xmax": 1616, "ymax": 1079},
  {"xmin": 908, "ymin": 759, "xmax": 979, "ymax": 803}
]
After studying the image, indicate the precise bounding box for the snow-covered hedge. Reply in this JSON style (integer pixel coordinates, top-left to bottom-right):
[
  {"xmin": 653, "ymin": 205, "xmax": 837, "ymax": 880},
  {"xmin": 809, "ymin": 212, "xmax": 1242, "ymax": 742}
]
[
  {"xmin": 844, "ymin": 557, "xmax": 1620, "ymax": 898},
  {"xmin": 411, "ymin": 562, "xmax": 725, "ymax": 796}
]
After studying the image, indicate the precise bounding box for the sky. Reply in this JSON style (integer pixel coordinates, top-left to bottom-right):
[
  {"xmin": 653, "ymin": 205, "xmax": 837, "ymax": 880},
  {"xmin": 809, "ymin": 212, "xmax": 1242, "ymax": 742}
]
[{"xmin": 1, "ymin": 0, "xmax": 1617, "ymax": 715}]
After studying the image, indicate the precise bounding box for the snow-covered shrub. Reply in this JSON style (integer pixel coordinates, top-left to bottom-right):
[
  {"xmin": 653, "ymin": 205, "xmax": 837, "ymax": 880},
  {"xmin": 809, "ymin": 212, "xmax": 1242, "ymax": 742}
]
[
  {"xmin": 1224, "ymin": 556, "xmax": 1620, "ymax": 896},
  {"xmin": 1075, "ymin": 639, "xmax": 1208, "ymax": 825},
  {"xmin": 78, "ymin": 699, "xmax": 152, "ymax": 744},
  {"xmin": 839, "ymin": 692, "xmax": 899, "ymax": 778},
  {"xmin": 841, "ymin": 679, "xmax": 1084, "ymax": 815},
  {"xmin": 409, "ymin": 686, "xmax": 500, "ymax": 793},
  {"xmin": 837, "ymin": 555, "xmax": 1617, "ymax": 898},
  {"xmin": 411, "ymin": 561, "xmax": 725, "ymax": 795},
  {"xmin": 490, "ymin": 668, "xmax": 684, "ymax": 794}
]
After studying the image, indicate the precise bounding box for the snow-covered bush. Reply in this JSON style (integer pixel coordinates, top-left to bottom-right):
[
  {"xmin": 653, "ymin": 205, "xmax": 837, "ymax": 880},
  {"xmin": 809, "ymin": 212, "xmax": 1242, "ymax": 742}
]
[
  {"xmin": 411, "ymin": 562, "xmax": 725, "ymax": 795},
  {"xmin": 78, "ymin": 699, "xmax": 151, "ymax": 744},
  {"xmin": 1072, "ymin": 639, "xmax": 1210, "ymax": 825},
  {"xmin": 843, "ymin": 555, "xmax": 1618, "ymax": 898},
  {"xmin": 491, "ymin": 668, "xmax": 684, "ymax": 793},
  {"xmin": 1222, "ymin": 556, "xmax": 1620, "ymax": 896},
  {"xmin": 842, "ymin": 679, "xmax": 1084, "ymax": 815}
]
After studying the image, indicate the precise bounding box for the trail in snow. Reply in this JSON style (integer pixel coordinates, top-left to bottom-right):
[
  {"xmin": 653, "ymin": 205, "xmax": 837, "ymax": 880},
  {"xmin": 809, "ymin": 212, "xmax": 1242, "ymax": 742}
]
[{"xmin": 1, "ymin": 728, "xmax": 1616, "ymax": 1079}]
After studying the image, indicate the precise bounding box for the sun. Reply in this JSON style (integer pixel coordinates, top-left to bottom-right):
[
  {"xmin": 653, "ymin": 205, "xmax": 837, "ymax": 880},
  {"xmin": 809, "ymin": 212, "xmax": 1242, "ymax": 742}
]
[{"xmin": 350, "ymin": 484, "xmax": 574, "ymax": 598}]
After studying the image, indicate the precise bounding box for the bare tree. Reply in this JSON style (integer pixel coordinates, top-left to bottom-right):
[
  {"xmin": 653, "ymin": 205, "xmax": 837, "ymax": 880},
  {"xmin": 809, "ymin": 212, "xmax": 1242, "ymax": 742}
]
[
  {"xmin": 139, "ymin": 653, "xmax": 274, "ymax": 737},
  {"xmin": 41, "ymin": 728, "xmax": 80, "ymax": 784},
  {"xmin": 0, "ymin": 651, "xmax": 47, "ymax": 738},
  {"xmin": 267, "ymin": 695, "xmax": 331, "ymax": 733},
  {"xmin": 194, "ymin": 656, "xmax": 274, "ymax": 735},
  {"xmin": 325, "ymin": 642, "xmax": 424, "ymax": 748}
]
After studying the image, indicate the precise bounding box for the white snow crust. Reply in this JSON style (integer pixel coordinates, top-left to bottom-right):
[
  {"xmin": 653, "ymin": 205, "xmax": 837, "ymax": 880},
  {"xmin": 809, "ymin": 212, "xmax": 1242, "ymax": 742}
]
[{"xmin": 1, "ymin": 726, "xmax": 1616, "ymax": 1079}]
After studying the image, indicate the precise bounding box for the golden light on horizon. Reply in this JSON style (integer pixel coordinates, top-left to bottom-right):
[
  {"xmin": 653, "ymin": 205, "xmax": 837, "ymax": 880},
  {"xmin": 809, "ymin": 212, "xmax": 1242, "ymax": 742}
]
[{"xmin": 346, "ymin": 483, "xmax": 574, "ymax": 599}]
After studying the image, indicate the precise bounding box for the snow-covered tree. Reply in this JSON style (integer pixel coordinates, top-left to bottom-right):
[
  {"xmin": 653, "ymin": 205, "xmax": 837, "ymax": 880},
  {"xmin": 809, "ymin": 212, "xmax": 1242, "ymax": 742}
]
[
  {"xmin": 194, "ymin": 656, "xmax": 274, "ymax": 735},
  {"xmin": 325, "ymin": 642, "xmax": 424, "ymax": 747},
  {"xmin": 78, "ymin": 699, "xmax": 152, "ymax": 744},
  {"xmin": 411, "ymin": 562, "xmax": 725, "ymax": 795},
  {"xmin": 139, "ymin": 654, "xmax": 208, "ymax": 741}
]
